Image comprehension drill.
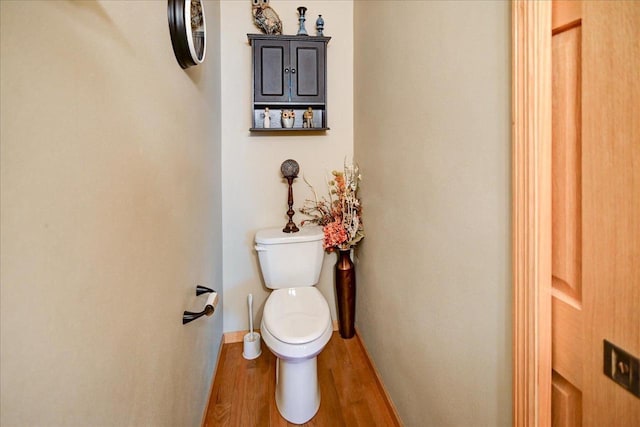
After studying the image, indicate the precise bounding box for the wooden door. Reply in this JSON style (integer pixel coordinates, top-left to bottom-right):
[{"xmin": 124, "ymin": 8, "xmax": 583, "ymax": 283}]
[{"xmin": 551, "ymin": 1, "xmax": 640, "ymax": 426}]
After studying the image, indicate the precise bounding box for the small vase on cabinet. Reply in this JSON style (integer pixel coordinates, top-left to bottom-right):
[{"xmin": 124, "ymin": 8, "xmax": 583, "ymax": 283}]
[{"xmin": 334, "ymin": 249, "xmax": 356, "ymax": 339}]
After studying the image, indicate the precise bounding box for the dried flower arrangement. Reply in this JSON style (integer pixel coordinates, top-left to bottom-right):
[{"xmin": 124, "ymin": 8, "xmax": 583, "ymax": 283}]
[{"xmin": 300, "ymin": 162, "xmax": 364, "ymax": 251}]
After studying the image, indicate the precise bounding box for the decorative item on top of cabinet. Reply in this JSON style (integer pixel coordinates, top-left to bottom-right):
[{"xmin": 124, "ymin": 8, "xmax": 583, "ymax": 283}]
[
  {"xmin": 297, "ymin": 6, "xmax": 308, "ymax": 36},
  {"xmin": 248, "ymin": 34, "xmax": 330, "ymax": 132},
  {"xmin": 316, "ymin": 15, "xmax": 325, "ymax": 36},
  {"xmin": 251, "ymin": 0, "xmax": 282, "ymax": 35}
]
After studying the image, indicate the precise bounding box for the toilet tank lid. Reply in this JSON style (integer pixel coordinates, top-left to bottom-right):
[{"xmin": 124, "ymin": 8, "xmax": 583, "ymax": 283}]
[{"xmin": 255, "ymin": 225, "xmax": 323, "ymax": 245}]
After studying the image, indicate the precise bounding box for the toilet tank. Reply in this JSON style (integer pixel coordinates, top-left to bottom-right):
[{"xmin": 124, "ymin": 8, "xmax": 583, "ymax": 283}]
[{"xmin": 255, "ymin": 226, "xmax": 325, "ymax": 289}]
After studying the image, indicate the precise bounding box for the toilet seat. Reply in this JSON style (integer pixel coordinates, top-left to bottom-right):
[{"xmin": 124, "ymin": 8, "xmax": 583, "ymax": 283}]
[
  {"xmin": 263, "ymin": 287, "xmax": 331, "ymax": 344},
  {"xmin": 261, "ymin": 287, "xmax": 332, "ymax": 361}
]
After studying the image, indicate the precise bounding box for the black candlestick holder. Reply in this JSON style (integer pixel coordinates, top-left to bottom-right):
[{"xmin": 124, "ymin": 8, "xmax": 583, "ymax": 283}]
[{"xmin": 281, "ymin": 159, "xmax": 300, "ymax": 233}]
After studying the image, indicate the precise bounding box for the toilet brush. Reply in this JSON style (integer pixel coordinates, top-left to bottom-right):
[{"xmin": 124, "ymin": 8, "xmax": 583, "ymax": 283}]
[
  {"xmin": 248, "ymin": 293, "xmax": 255, "ymax": 339},
  {"xmin": 243, "ymin": 293, "xmax": 261, "ymax": 360}
]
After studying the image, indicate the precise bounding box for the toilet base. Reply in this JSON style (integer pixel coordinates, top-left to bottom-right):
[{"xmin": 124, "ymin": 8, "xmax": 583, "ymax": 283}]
[{"xmin": 275, "ymin": 356, "xmax": 320, "ymax": 424}]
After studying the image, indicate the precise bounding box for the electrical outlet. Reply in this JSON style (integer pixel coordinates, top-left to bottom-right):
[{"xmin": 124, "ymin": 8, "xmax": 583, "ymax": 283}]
[{"xmin": 603, "ymin": 340, "xmax": 640, "ymax": 398}]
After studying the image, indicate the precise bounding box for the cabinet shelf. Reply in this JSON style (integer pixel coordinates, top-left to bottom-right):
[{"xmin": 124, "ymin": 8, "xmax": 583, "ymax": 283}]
[
  {"xmin": 248, "ymin": 34, "xmax": 331, "ymax": 43},
  {"xmin": 253, "ymin": 102, "xmax": 326, "ymax": 107},
  {"xmin": 249, "ymin": 127, "xmax": 330, "ymax": 132}
]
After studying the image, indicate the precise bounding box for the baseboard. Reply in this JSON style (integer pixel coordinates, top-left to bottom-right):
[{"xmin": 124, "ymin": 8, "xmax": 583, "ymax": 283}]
[
  {"xmin": 223, "ymin": 320, "xmax": 340, "ymax": 344},
  {"xmin": 355, "ymin": 327, "xmax": 404, "ymax": 426},
  {"xmin": 223, "ymin": 330, "xmax": 253, "ymax": 344}
]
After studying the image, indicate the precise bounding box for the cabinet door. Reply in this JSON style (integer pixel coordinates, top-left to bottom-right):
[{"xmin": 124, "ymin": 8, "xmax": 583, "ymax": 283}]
[
  {"xmin": 253, "ymin": 39, "xmax": 289, "ymax": 103},
  {"xmin": 290, "ymin": 40, "xmax": 325, "ymax": 103}
]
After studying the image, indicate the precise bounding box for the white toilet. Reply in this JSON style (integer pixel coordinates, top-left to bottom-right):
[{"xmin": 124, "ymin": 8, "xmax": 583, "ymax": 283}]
[{"xmin": 255, "ymin": 225, "xmax": 332, "ymax": 424}]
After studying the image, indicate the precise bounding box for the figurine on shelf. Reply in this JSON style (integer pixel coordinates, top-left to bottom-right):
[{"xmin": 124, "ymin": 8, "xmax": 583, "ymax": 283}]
[
  {"xmin": 316, "ymin": 15, "xmax": 324, "ymax": 36},
  {"xmin": 303, "ymin": 107, "xmax": 314, "ymax": 128},
  {"xmin": 251, "ymin": 0, "xmax": 282, "ymax": 35},
  {"xmin": 281, "ymin": 109, "xmax": 295, "ymax": 128},
  {"xmin": 263, "ymin": 107, "xmax": 271, "ymax": 128}
]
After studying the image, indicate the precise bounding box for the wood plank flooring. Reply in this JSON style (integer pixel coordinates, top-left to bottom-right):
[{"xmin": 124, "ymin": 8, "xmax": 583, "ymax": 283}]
[{"xmin": 203, "ymin": 332, "xmax": 401, "ymax": 427}]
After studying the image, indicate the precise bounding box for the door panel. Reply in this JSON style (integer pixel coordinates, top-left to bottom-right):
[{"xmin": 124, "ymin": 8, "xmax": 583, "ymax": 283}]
[
  {"xmin": 294, "ymin": 47, "xmax": 319, "ymax": 96},
  {"xmin": 290, "ymin": 41, "xmax": 325, "ymax": 103},
  {"xmin": 260, "ymin": 46, "xmax": 285, "ymax": 97},
  {"xmin": 551, "ymin": 25, "xmax": 582, "ymax": 305},
  {"xmin": 254, "ymin": 40, "xmax": 288, "ymax": 102},
  {"xmin": 552, "ymin": 371, "xmax": 582, "ymax": 427}
]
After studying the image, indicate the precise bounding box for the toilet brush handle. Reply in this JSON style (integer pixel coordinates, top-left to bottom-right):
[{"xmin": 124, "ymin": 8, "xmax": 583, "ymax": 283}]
[{"xmin": 248, "ymin": 294, "xmax": 254, "ymax": 335}]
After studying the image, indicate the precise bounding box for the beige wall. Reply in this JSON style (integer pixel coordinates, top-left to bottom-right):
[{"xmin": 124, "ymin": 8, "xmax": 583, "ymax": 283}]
[
  {"xmin": 0, "ymin": 1, "xmax": 223, "ymax": 425},
  {"xmin": 220, "ymin": 0, "xmax": 353, "ymax": 331},
  {"xmin": 354, "ymin": 2, "xmax": 511, "ymax": 426}
]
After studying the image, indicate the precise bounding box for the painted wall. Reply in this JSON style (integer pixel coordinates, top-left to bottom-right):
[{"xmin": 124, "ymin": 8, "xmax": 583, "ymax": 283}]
[
  {"xmin": 0, "ymin": 1, "xmax": 223, "ymax": 426},
  {"xmin": 220, "ymin": 0, "xmax": 354, "ymax": 331},
  {"xmin": 354, "ymin": 2, "xmax": 512, "ymax": 426}
]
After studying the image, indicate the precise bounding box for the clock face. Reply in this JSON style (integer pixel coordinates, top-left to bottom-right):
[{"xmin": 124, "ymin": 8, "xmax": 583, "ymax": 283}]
[{"xmin": 168, "ymin": 0, "xmax": 206, "ymax": 69}]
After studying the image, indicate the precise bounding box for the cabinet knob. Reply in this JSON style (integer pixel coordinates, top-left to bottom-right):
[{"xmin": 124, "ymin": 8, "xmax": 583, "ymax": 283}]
[
  {"xmin": 291, "ymin": 68, "xmax": 296, "ymax": 74},
  {"xmin": 284, "ymin": 67, "xmax": 290, "ymax": 73}
]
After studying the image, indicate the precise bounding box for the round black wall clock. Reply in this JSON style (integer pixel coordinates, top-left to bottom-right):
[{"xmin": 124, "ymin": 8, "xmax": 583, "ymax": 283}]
[{"xmin": 168, "ymin": 0, "xmax": 206, "ymax": 69}]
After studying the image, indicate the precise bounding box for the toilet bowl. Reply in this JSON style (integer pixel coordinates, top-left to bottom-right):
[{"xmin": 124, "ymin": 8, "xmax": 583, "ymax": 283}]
[
  {"xmin": 261, "ymin": 287, "xmax": 332, "ymax": 423},
  {"xmin": 254, "ymin": 226, "xmax": 331, "ymax": 424}
]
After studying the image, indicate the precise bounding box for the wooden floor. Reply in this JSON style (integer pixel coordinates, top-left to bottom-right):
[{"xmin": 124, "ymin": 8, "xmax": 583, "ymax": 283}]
[{"xmin": 203, "ymin": 332, "xmax": 401, "ymax": 427}]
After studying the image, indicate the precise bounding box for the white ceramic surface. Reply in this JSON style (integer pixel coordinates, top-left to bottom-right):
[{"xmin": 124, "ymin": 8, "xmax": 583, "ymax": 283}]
[
  {"xmin": 263, "ymin": 287, "xmax": 331, "ymax": 345},
  {"xmin": 261, "ymin": 295, "xmax": 332, "ymax": 423},
  {"xmin": 276, "ymin": 356, "xmax": 320, "ymax": 424},
  {"xmin": 255, "ymin": 226, "xmax": 332, "ymax": 424},
  {"xmin": 254, "ymin": 226, "xmax": 324, "ymax": 289}
]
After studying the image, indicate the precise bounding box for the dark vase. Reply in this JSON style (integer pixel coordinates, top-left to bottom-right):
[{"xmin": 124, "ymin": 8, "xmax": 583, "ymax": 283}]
[{"xmin": 335, "ymin": 249, "xmax": 356, "ymax": 339}]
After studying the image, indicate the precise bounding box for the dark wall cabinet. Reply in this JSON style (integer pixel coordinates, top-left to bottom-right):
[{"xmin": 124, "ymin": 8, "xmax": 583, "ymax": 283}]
[{"xmin": 248, "ymin": 34, "xmax": 330, "ymax": 131}]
